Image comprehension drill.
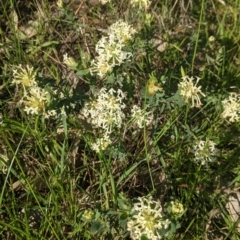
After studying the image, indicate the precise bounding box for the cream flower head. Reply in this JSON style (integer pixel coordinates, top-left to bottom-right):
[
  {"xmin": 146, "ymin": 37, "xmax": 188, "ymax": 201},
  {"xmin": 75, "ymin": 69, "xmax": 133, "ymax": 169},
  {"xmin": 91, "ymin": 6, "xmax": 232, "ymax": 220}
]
[
  {"xmin": 63, "ymin": 53, "xmax": 78, "ymax": 69},
  {"xmin": 127, "ymin": 196, "xmax": 171, "ymax": 240},
  {"xmin": 130, "ymin": 0, "xmax": 151, "ymax": 9},
  {"xmin": 81, "ymin": 88, "xmax": 126, "ymax": 134},
  {"xmin": 22, "ymin": 86, "xmax": 49, "ymax": 115},
  {"xmin": 99, "ymin": 0, "xmax": 111, "ymax": 4},
  {"xmin": 13, "ymin": 64, "xmax": 37, "ymax": 89},
  {"xmin": 107, "ymin": 20, "xmax": 136, "ymax": 43},
  {"xmin": 193, "ymin": 139, "xmax": 218, "ymax": 165},
  {"xmin": 131, "ymin": 105, "xmax": 153, "ymax": 129},
  {"xmin": 90, "ymin": 20, "xmax": 136, "ymax": 78},
  {"xmin": 178, "ymin": 75, "xmax": 205, "ymax": 108},
  {"xmin": 222, "ymin": 92, "xmax": 240, "ymax": 122},
  {"xmin": 90, "ymin": 133, "xmax": 112, "ymax": 153},
  {"xmin": 170, "ymin": 201, "xmax": 184, "ymax": 215}
]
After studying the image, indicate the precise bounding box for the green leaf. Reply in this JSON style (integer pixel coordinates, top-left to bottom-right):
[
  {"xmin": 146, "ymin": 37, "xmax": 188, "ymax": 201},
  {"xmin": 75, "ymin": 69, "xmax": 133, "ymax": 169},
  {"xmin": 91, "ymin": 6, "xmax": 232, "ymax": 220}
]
[
  {"xmin": 119, "ymin": 212, "xmax": 128, "ymax": 220},
  {"xmin": 229, "ymin": 174, "xmax": 240, "ymax": 186},
  {"xmin": 41, "ymin": 41, "xmax": 59, "ymax": 47},
  {"xmin": 107, "ymin": 73, "xmax": 115, "ymax": 84},
  {"xmin": 118, "ymin": 199, "xmax": 129, "ymax": 210},
  {"xmin": 90, "ymin": 220, "xmax": 104, "ymax": 234},
  {"xmin": 180, "ymin": 66, "xmax": 186, "ymax": 77},
  {"xmin": 76, "ymin": 69, "xmax": 89, "ymax": 76}
]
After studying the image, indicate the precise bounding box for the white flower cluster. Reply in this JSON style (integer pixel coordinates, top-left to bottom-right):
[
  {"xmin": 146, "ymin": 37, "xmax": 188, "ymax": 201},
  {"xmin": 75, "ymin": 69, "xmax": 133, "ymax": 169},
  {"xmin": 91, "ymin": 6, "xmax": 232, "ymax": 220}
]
[
  {"xmin": 82, "ymin": 88, "xmax": 126, "ymax": 133},
  {"xmin": 99, "ymin": 0, "xmax": 111, "ymax": 4},
  {"xmin": 82, "ymin": 209, "xmax": 94, "ymax": 221},
  {"xmin": 127, "ymin": 197, "xmax": 171, "ymax": 240},
  {"xmin": 131, "ymin": 105, "xmax": 153, "ymax": 128},
  {"xmin": 193, "ymin": 139, "xmax": 218, "ymax": 165},
  {"xmin": 90, "ymin": 20, "xmax": 136, "ymax": 78},
  {"xmin": 178, "ymin": 76, "xmax": 205, "ymax": 108},
  {"xmin": 13, "ymin": 65, "xmax": 49, "ymax": 115},
  {"xmin": 170, "ymin": 201, "xmax": 184, "ymax": 215},
  {"xmin": 130, "ymin": 0, "xmax": 151, "ymax": 9},
  {"xmin": 21, "ymin": 86, "xmax": 49, "ymax": 115},
  {"xmin": 56, "ymin": 0, "xmax": 63, "ymax": 8},
  {"xmin": 63, "ymin": 53, "xmax": 78, "ymax": 69},
  {"xmin": 90, "ymin": 133, "xmax": 112, "ymax": 153},
  {"xmin": 13, "ymin": 64, "xmax": 37, "ymax": 91},
  {"xmin": 82, "ymin": 88, "xmax": 126, "ymax": 152},
  {"xmin": 222, "ymin": 92, "xmax": 240, "ymax": 122},
  {"xmin": 107, "ymin": 20, "xmax": 137, "ymax": 43}
]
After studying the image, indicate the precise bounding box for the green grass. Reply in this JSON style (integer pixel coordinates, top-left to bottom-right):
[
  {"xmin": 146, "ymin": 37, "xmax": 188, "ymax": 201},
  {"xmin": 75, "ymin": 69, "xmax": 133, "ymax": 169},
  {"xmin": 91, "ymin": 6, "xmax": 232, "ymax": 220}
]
[{"xmin": 1, "ymin": 0, "xmax": 240, "ymax": 239}]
